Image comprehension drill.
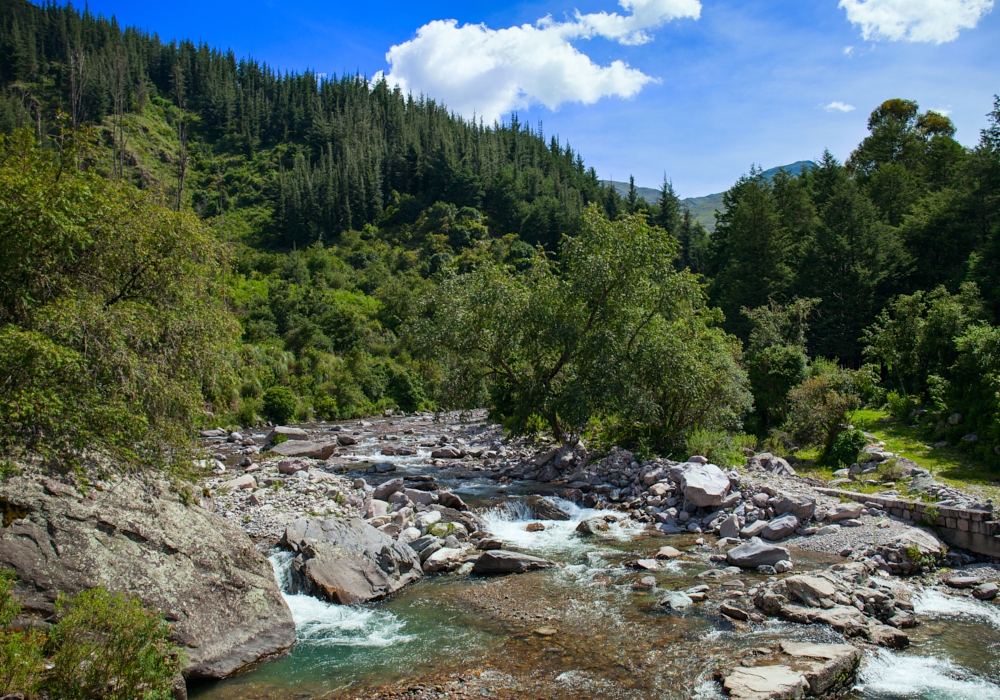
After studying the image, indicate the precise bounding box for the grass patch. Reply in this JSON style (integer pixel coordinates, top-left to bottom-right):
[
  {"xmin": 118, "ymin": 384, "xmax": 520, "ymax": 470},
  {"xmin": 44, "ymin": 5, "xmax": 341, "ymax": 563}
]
[{"xmin": 852, "ymin": 409, "xmax": 1000, "ymax": 501}]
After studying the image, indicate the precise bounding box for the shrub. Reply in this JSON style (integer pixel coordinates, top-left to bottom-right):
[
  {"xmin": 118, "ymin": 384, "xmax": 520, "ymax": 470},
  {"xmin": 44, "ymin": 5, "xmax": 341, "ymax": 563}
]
[
  {"xmin": 886, "ymin": 390, "xmax": 917, "ymax": 422},
  {"xmin": 0, "ymin": 569, "xmax": 45, "ymax": 696},
  {"xmin": 46, "ymin": 588, "xmax": 183, "ymax": 700},
  {"xmin": 920, "ymin": 504, "xmax": 941, "ymax": 526},
  {"xmin": 877, "ymin": 457, "xmax": 906, "ymax": 482},
  {"xmin": 826, "ymin": 427, "xmax": 868, "ymax": 466},
  {"xmin": 785, "ymin": 370, "xmax": 860, "ymax": 451},
  {"xmin": 685, "ymin": 430, "xmax": 757, "ymax": 467},
  {"xmin": 262, "ymin": 385, "xmax": 298, "ymax": 424}
]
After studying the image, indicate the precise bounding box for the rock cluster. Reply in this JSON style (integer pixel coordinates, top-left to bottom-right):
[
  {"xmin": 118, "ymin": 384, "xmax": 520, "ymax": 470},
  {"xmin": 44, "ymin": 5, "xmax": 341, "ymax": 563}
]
[
  {"xmin": 719, "ymin": 641, "xmax": 861, "ymax": 700},
  {"xmin": 752, "ymin": 561, "xmax": 914, "ymax": 648}
]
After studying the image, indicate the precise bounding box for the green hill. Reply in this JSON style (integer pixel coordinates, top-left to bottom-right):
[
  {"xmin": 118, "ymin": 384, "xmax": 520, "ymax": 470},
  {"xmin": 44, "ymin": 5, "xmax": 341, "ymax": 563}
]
[{"xmin": 605, "ymin": 161, "xmax": 816, "ymax": 231}]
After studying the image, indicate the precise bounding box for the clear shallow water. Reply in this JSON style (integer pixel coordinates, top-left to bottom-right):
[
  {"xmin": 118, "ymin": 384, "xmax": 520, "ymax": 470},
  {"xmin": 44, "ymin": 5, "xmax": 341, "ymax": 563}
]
[{"xmin": 194, "ymin": 430, "xmax": 1000, "ymax": 699}]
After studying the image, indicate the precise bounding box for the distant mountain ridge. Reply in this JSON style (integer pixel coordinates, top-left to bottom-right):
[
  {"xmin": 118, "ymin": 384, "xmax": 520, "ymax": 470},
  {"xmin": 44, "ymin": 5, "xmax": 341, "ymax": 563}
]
[{"xmin": 604, "ymin": 161, "xmax": 817, "ymax": 231}]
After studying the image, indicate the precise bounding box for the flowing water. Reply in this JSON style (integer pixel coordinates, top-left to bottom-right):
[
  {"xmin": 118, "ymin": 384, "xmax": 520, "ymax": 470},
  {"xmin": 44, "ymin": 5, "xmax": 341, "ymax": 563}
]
[{"xmin": 191, "ymin": 422, "xmax": 1000, "ymax": 699}]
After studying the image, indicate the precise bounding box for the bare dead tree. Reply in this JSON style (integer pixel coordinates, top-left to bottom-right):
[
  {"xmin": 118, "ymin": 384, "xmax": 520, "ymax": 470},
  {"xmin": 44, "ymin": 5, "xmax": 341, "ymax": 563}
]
[{"xmin": 68, "ymin": 43, "xmax": 87, "ymax": 128}]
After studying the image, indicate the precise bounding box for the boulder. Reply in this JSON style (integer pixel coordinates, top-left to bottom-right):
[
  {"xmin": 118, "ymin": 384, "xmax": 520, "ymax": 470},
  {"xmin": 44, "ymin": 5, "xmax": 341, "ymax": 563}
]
[
  {"xmin": 527, "ymin": 496, "xmax": 572, "ymax": 520},
  {"xmin": 783, "ymin": 575, "xmax": 837, "ymax": 608},
  {"xmin": 659, "ymin": 591, "xmax": 694, "ymax": 610},
  {"xmin": 437, "ymin": 491, "xmax": 469, "ymax": 511},
  {"xmin": 268, "ymin": 440, "xmax": 338, "ymax": 459},
  {"xmin": 414, "ymin": 510, "xmax": 442, "ymax": 534},
  {"xmin": 472, "ymin": 550, "xmax": 554, "ymax": 575},
  {"xmin": 680, "ymin": 463, "xmax": 731, "ymax": 508},
  {"xmin": 655, "ymin": 546, "xmax": 683, "ymax": 559},
  {"xmin": 278, "ymin": 459, "xmax": 309, "ymax": 475},
  {"xmin": 974, "ymin": 582, "xmax": 999, "ymax": 601},
  {"xmin": 876, "ymin": 527, "xmax": 947, "ymax": 575},
  {"xmin": 431, "ymin": 446, "xmax": 462, "ymax": 459},
  {"xmin": 727, "ymin": 538, "xmax": 791, "ymax": 569},
  {"xmin": 336, "ymin": 434, "xmax": 358, "ymax": 446},
  {"xmin": 422, "ymin": 547, "xmax": 466, "ymax": 573},
  {"xmin": 780, "ymin": 642, "xmax": 862, "ymax": 695},
  {"xmin": 761, "ymin": 513, "xmax": 799, "ymax": 541},
  {"xmin": 0, "ymin": 475, "xmax": 294, "ymax": 680},
  {"xmin": 576, "ymin": 517, "xmax": 610, "ymax": 535},
  {"xmin": 267, "ymin": 426, "xmax": 309, "ymax": 441},
  {"xmin": 826, "ymin": 503, "xmax": 864, "ymax": 522},
  {"xmin": 740, "ymin": 520, "xmax": 769, "ymax": 539},
  {"xmin": 719, "ymin": 514, "xmax": 740, "ymax": 539},
  {"xmin": 220, "ymin": 474, "xmax": 257, "ymax": 491},
  {"xmin": 281, "ymin": 517, "xmax": 422, "ymax": 605},
  {"xmin": 373, "ymin": 478, "xmax": 405, "ymax": 501},
  {"xmin": 944, "ymin": 575, "xmax": 982, "ymax": 589},
  {"xmin": 774, "ymin": 493, "xmax": 816, "ymax": 521}
]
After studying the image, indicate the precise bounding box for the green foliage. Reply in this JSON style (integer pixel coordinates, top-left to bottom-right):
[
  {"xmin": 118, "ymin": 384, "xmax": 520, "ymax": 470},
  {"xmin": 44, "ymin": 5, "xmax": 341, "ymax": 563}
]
[
  {"xmin": 685, "ymin": 430, "xmax": 758, "ymax": 468},
  {"xmin": 877, "ymin": 457, "xmax": 906, "ymax": 482},
  {"xmin": 417, "ymin": 206, "xmax": 751, "ymax": 448},
  {"xmin": 0, "ymin": 130, "xmax": 240, "ymax": 471},
  {"xmin": 920, "ymin": 504, "xmax": 941, "ymax": 527},
  {"xmin": 262, "ymin": 385, "xmax": 298, "ymax": 425},
  {"xmin": 784, "ymin": 363, "xmax": 861, "ymax": 453},
  {"xmin": 0, "ymin": 570, "xmax": 45, "ymax": 696},
  {"xmin": 826, "ymin": 428, "xmax": 868, "ymax": 467}
]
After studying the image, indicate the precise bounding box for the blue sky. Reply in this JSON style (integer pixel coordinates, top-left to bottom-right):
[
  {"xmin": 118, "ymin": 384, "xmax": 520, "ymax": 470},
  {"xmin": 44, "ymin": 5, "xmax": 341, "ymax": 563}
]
[{"xmin": 75, "ymin": 0, "xmax": 999, "ymax": 197}]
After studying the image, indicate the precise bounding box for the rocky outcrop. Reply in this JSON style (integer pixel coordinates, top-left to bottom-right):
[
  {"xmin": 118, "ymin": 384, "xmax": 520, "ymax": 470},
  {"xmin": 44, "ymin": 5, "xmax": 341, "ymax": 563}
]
[
  {"xmin": 867, "ymin": 526, "xmax": 947, "ymax": 575},
  {"xmin": 0, "ymin": 475, "xmax": 295, "ymax": 680},
  {"xmin": 526, "ymin": 496, "xmax": 571, "ymax": 521},
  {"xmin": 680, "ymin": 462, "xmax": 731, "ymax": 507},
  {"xmin": 281, "ymin": 517, "xmax": 422, "ymax": 604},
  {"xmin": 719, "ymin": 642, "xmax": 861, "ymax": 699}
]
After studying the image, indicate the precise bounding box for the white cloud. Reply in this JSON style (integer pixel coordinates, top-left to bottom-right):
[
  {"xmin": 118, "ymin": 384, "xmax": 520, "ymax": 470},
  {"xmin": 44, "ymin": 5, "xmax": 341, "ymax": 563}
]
[
  {"xmin": 931, "ymin": 107, "xmax": 953, "ymax": 115},
  {"xmin": 379, "ymin": 0, "xmax": 701, "ymax": 122},
  {"xmin": 843, "ymin": 45, "xmax": 855, "ymax": 55},
  {"xmin": 825, "ymin": 101, "xmax": 857, "ymax": 112},
  {"xmin": 839, "ymin": 0, "xmax": 994, "ymax": 43}
]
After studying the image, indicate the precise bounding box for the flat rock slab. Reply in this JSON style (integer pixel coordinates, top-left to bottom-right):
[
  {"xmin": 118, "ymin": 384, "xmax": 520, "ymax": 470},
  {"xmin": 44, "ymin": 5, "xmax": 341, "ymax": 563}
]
[
  {"xmin": 681, "ymin": 463, "xmax": 731, "ymax": 508},
  {"xmin": 723, "ymin": 665, "xmax": 808, "ymax": 699},
  {"xmin": 727, "ymin": 538, "xmax": 791, "ymax": 568},
  {"xmin": 780, "ymin": 642, "xmax": 861, "ymax": 695},
  {"xmin": 268, "ymin": 440, "xmax": 338, "ymax": 459}
]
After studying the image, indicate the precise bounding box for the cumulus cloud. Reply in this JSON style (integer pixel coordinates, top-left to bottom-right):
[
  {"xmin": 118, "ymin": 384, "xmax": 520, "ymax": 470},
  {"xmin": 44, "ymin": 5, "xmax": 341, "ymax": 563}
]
[
  {"xmin": 839, "ymin": 0, "xmax": 994, "ymax": 43},
  {"xmin": 378, "ymin": 0, "xmax": 701, "ymax": 122},
  {"xmin": 825, "ymin": 101, "xmax": 857, "ymax": 112}
]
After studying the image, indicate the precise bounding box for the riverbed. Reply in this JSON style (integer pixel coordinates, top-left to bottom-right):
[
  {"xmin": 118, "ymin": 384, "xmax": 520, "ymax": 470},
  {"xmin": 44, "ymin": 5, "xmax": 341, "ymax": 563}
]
[{"xmin": 190, "ymin": 414, "xmax": 1000, "ymax": 699}]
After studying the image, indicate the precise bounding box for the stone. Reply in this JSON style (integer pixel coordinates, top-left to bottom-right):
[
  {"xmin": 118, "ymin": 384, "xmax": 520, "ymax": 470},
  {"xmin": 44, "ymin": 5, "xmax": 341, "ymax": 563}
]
[
  {"xmin": 526, "ymin": 496, "xmax": 571, "ymax": 521},
  {"xmin": 525, "ymin": 522, "xmax": 546, "ymax": 532},
  {"xmin": 533, "ymin": 626, "xmax": 558, "ymax": 636},
  {"xmin": 437, "ymin": 491, "xmax": 469, "ymax": 511},
  {"xmin": 814, "ymin": 525, "xmax": 841, "ymax": 536},
  {"xmin": 774, "ymin": 560, "xmax": 794, "ymax": 574},
  {"xmin": 774, "ymin": 493, "xmax": 816, "ymax": 521},
  {"xmin": 945, "ymin": 575, "xmax": 982, "ymax": 589},
  {"xmin": 472, "ymin": 550, "xmax": 554, "ymax": 575},
  {"xmin": 681, "ymin": 463, "xmax": 731, "ymax": 507},
  {"xmin": 281, "ymin": 517, "xmax": 422, "ymax": 605},
  {"xmin": 267, "ymin": 426, "xmax": 309, "ymax": 441},
  {"xmin": 336, "ymin": 434, "xmax": 358, "ymax": 446},
  {"xmin": 373, "ymin": 462, "xmax": 396, "ymax": 473},
  {"xmin": 727, "ymin": 538, "xmax": 791, "ymax": 569},
  {"xmin": 414, "ymin": 510, "xmax": 442, "ymax": 534},
  {"xmin": 402, "ymin": 488, "xmax": 438, "ymax": 506},
  {"xmin": 719, "ymin": 603, "xmax": 749, "ymax": 621},
  {"xmin": 877, "ymin": 527, "xmax": 946, "ymax": 574},
  {"xmin": 780, "ymin": 642, "xmax": 862, "ymax": 695},
  {"xmin": 422, "ymin": 547, "xmax": 466, "ymax": 573},
  {"xmin": 783, "ymin": 575, "xmax": 836, "ymax": 608},
  {"xmin": 660, "ymin": 591, "xmax": 694, "ymax": 610},
  {"xmin": 973, "ymin": 583, "xmax": 999, "ymax": 601},
  {"xmin": 278, "ymin": 459, "xmax": 308, "ymax": 474},
  {"xmin": 365, "ymin": 499, "xmax": 390, "ymax": 519},
  {"xmin": 867, "ymin": 623, "xmax": 909, "ymax": 649},
  {"xmin": 655, "ymin": 546, "xmax": 683, "ymax": 559},
  {"xmin": 373, "ymin": 478, "xmax": 405, "ymax": 501},
  {"xmin": 826, "ymin": 503, "xmax": 864, "ymax": 522},
  {"xmin": 220, "ymin": 474, "xmax": 257, "ymax": 491},
  {"xmin": 476, "ymin": 537, "xmax": 503, "ymax": 551},
  {"xmin": 633, "ymin": 576, "xmax": 658, "ymax": 590},
  {"xmin": 722, "ymin": 665, "xmax": 808, "ymax": 699},
  {"xmin": 719, "ymin": 514, "xmax": 740, "ymax": 539},
  {"xmin": 761, "ymin": 513, "xmax": 799, "ymax": 541},
  {"xmin": 0, "ymin": 475, "xmax": 294, "ymax": 680},
  {"xmin": 629, "ymin": 558, "xmax": 661, "ymax": 572},
  {"xmin": 576, "ymin": 517, "xmax": 610, "ymax": 535},
  {"xmin": 268, "ymin": 440, "xmax": 337, "ymax": 459},
  {"xmin": 740, "ymin": 520, "xmax": 769, "ymax": 539},
  {"xmin": 431, "ymin": 446, "xmax": 462, "ymax": 459}
]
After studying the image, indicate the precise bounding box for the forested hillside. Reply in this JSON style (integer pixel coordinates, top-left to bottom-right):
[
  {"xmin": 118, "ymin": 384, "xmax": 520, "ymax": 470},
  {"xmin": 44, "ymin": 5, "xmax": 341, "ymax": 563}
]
[{"xmin": 1, "ymin": 0, "xmax": 1000, "ymax": 473}]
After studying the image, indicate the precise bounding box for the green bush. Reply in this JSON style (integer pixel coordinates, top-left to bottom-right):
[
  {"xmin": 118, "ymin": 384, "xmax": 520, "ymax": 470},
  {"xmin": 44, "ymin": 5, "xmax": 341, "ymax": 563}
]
[
  {"xmin": 685, "ymin": 430, "xmax": 757, "ymax": 467},
  {"xmin": 826, "ymin": 427, "xmax": 868, "ymax": 466},
  {"xmin": 785, "ymin": 369, "xmax": 860, "ymax": 452},
  {"xmin": 46, "ymin": 588, "xmax": 183, "ymax": 700},
  {"xmin": 877, "ymin": 456, "xmax": 906, "ymax": 482},
  {"xmin": 0, "ymin": 570, "xmax": 48, "ymax": 696},
  {"xmin": 262, "ymin": 386, "xmax": 298, "ymax": 425},
  {"xmin": 886, "ymin": 390, "xmax": 918, "ymax": 422}
]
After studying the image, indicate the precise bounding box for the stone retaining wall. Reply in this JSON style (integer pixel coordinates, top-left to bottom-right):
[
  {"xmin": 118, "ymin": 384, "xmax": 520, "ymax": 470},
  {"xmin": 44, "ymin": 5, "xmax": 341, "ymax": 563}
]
[{"xmin": 815, "ymin": 487, "xmax": 1000, "ymax": 558}]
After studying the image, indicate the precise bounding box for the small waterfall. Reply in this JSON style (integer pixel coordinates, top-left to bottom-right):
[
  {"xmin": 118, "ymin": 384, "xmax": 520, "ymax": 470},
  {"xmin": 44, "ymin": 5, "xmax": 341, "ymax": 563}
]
[
  {"xmin": 268, "ymin": 550, "xmax": 413, "ymax": 648},
  {"xmin": 915, "ymin": 588, "xmax": 1000, "ymax": 628}
]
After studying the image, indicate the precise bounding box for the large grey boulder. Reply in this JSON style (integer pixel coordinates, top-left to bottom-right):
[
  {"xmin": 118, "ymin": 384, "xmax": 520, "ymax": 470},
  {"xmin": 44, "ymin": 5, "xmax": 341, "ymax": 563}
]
[
  {"xmin": 472, "ymin": 550, "xmax": 554, "ymax": 575},
  {"xmin": 267, "ymin": 440, "xmax": 338, "ymax": 459},
  {"xmin": 761, "ymin": 513, "xmax": 799, "ymax": 541},
  {"xmin": 267, "ymin": 426, "xmax": 309, "ymax": 441},
  {"xmin": 727, "ymin": 537, "xmax": 791, "ymax": 568},
  {"xmin": 0, "ymin": 475, "xmax": 294, "ymax": 680},
  {"xmin": 774, "ymin": 493, "xmax": 816, "ymax": 521},
  {"xmin": 281, "ymin": 517, "xmax": 422, "ymax": 604},
  {"xmin": 680, "ymin": 463, "xmax": 730, "ymax": 508}
]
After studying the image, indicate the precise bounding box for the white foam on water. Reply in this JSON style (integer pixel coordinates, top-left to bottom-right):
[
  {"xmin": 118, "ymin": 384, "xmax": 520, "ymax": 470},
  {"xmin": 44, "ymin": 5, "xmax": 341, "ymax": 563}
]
[
  {"xmin": 693, "ymin": 679, "xmax": 726, "ymax": 699},
  {"xmin": 857, "ymin": 649, "xmax": 1000, "ymax": 699},
  {"xmin": 478, "ymin": 498, "xmax": 641, "ymax": 558},
  {"xmin": 268, "ymin": 552, "xmax": 414, "ymax": 648},
  {"xmin": 915, "ymin": 588, "xmax": 1000, "ymax": 628}
]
